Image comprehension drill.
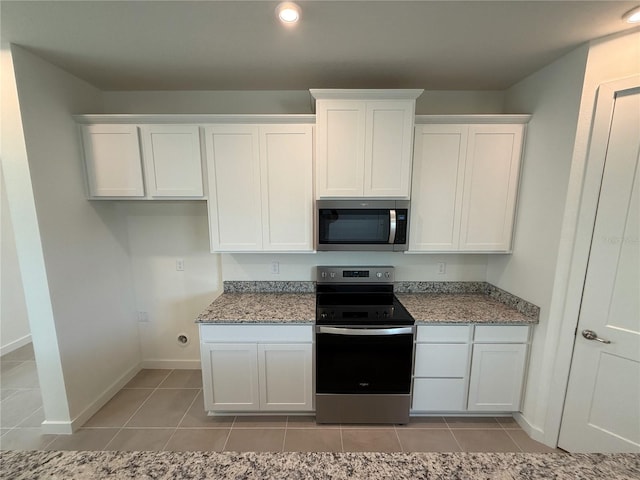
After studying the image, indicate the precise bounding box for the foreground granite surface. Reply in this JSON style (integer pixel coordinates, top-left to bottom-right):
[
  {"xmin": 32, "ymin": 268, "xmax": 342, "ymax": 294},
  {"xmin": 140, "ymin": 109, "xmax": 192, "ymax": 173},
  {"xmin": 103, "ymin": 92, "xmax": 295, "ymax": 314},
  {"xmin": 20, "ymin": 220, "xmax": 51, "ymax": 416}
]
[
  {"xmin": 196, "ymin": 293, "xmax": 315, "ymax": 323},
  {"xmin": 1, "ymin": 451, "xmax": 638, "ymax": 480}
]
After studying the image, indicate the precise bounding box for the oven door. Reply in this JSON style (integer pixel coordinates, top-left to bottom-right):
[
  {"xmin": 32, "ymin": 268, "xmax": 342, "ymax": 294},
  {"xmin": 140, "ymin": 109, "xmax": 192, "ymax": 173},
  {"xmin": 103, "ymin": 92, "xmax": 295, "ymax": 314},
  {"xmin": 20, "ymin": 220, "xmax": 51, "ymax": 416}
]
[{"xmin": 315, "ymin": 326, "xmax": 414, "ymax": 395}]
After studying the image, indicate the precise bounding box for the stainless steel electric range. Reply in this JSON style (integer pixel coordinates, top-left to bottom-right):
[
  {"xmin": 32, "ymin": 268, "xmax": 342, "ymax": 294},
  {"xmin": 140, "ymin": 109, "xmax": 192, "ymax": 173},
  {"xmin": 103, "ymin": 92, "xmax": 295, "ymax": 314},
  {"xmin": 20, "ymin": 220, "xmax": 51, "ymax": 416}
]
[{"xmin": 314, "ymin": 266, "xmax": 415, "ymax": 424}]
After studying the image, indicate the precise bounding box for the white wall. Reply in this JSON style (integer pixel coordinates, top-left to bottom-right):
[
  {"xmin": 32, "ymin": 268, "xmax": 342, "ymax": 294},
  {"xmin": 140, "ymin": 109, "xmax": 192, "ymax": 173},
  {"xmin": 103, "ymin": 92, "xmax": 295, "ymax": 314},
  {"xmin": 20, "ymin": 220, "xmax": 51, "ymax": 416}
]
[
  {"xmin": 543, "ymin": 28, "xmax": 640, "ymax": 447},
  {"xmin": 102, "ymin": 90, "xmax": 315, "ymax": 114},
  {"xmin": 7, "ymin": 45, "xmax": 141, "ymax": 430},
  {"xmin": 124, "ymin": 201, "xmax": 219, "ymax": 368},
  {"xmin": 485, "ymin": 44, "xmax": 589, "ymax": 441},
  {"xmin": 102, "ymin": 89, "xmax": 506, "ymax": 115},
  {"xmin": 222, "ymin": 252, "xmax": 487, "ymax": 282},
  {"xmin": 1, "ymin": 44, "xmax": 70, "ymax": 428},
  {"xmin": 0, "ymin": 167, "xmax": 30, "ymax": 354}
]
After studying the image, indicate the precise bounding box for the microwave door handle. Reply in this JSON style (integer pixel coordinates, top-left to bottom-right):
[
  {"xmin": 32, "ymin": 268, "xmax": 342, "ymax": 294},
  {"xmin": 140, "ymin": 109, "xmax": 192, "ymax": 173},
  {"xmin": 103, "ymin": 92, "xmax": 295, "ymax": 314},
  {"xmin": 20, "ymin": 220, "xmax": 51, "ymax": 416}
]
[{"xmin": 388, "ymin": 209, "xmax": 397, "ymax": 244}]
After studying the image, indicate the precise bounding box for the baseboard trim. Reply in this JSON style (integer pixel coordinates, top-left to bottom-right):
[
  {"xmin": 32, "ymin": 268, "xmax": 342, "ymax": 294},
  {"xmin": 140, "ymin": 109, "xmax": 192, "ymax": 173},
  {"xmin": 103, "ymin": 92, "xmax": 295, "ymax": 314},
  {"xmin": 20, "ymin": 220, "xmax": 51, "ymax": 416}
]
[
  {"xmin": 66, "ymin": 363, "xmax": 142, "ymax": 433},
  {"xmin": 513, "ymin": 412, "xmax": 548, "ymax": 444},
  {"xmin": 40, "ymin": 421, "xmax": 73, "ymax": 435},
  {"xmin": 140, "ymin": 359, "xmax": 201, "ymax": 369},
  {"xmin": 0, "ymin": 334, "xmax": 32, "ymax": 357}
]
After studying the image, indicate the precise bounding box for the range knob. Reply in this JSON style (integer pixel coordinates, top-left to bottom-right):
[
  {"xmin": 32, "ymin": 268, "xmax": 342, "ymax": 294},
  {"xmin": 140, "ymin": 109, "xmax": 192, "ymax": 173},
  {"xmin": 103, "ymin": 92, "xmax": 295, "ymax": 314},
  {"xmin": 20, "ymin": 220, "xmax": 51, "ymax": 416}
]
[
  {"xmin": 385, "ymin": 272, "xmax": 391, "ymax": 278},
  {"xmin": 376, "ymin": 272, "xmax": 383, "ymax": 278},
  {"xmin": 321, "ymin": 271, "xmax": 327, "ymax": 278},
  {"xmin": 320, "ymin": 312, "xmax": 328, "ymax": 319},
  {"xmin": 330, "ymin": 272, "xmax": 336, "ymax": 278}
]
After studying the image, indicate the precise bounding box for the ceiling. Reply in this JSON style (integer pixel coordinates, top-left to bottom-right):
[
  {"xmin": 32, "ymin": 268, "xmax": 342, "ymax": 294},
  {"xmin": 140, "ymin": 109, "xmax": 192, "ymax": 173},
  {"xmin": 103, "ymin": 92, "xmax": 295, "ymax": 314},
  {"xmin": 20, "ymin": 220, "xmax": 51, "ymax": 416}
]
[{"xmin": 1, "ymin": 1, "xmax": 639, "ymax": 91}]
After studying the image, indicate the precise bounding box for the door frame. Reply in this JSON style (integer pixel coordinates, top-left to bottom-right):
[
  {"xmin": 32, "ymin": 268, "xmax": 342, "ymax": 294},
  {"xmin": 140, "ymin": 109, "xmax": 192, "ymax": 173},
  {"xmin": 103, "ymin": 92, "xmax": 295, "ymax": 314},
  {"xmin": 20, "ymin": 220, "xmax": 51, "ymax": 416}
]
[{"xmin": 543, "ymin": 75, "xmax": 640, "ymax": 447}]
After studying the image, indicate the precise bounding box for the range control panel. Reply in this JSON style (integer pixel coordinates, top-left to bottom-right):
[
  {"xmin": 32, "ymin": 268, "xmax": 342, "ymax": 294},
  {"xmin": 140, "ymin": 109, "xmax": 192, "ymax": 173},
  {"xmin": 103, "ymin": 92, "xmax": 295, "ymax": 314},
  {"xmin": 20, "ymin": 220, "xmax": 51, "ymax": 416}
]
[{"xmin": 316, "ymin": 266, "xmax": 395, "ymax": 284}]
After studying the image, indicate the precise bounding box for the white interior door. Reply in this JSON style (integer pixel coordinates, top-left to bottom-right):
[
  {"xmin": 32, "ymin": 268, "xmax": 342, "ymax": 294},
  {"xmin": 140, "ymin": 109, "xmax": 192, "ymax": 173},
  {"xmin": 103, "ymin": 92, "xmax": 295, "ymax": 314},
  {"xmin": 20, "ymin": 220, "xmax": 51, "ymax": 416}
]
[{"xmin": 559, "ymin": 82, "xmax": 640, "ymax": 453}]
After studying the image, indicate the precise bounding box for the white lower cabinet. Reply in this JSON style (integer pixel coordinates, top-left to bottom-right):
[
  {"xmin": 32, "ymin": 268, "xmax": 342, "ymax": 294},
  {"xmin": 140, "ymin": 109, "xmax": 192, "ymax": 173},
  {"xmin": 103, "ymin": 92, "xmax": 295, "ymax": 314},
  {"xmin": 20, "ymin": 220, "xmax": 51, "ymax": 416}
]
[
  {"xmin": 467, "ymin": 343, "xmax": 527, "ymax": 411},
  {"xmin": 412, "ymin": 324, "xmax": 529, "ymax": 413},
  {"xmin": 467, "ymin": 325, "xmax": 529, "ymax": 412},
  {"xmin": 412, "ymin": 325, "xmax": 471, "ymax": 412},
  {"xmin": 199, "ymin": 325, "xmax": 313, "ymax": 413}
]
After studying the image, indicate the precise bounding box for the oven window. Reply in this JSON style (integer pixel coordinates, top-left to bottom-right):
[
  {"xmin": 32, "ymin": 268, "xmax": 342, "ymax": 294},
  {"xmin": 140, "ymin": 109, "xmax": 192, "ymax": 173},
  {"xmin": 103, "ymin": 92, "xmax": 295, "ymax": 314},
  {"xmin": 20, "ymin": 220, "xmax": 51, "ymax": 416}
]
[
  {"xmin": 318, "ymin": 209, "xmax": 390, "ymax": 244},
  {"xmin": 316, "ymin": 331, "xmax": 413, "ymax": 394}
]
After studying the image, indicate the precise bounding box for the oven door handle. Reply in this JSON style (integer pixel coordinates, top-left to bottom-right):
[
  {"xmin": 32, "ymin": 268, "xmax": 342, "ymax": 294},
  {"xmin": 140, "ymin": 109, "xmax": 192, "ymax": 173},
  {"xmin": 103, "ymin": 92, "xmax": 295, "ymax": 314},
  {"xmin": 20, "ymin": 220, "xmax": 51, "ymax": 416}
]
[{"xmin": 316, "ymin": 326, "xmax": 413, "ymax": 336}]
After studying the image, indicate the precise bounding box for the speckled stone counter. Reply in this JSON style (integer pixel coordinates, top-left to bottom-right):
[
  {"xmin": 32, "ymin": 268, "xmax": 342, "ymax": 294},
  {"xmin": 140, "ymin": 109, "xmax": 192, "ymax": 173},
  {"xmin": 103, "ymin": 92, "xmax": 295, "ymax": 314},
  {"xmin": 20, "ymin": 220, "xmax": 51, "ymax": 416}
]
[
  {"xmin": 396, "ymin": 293, "xmax": 536, "ymax": 325},
  {"xmin": 196, "ymin": 280, "xmax": 538, "ymax": 325},
  {"xmin": 2, "ymin": 451, "xmax": 638, "ymax": 480},
  {"xmin": 196, "ymin": 293, "xmax": 315, "ymax": 323}
]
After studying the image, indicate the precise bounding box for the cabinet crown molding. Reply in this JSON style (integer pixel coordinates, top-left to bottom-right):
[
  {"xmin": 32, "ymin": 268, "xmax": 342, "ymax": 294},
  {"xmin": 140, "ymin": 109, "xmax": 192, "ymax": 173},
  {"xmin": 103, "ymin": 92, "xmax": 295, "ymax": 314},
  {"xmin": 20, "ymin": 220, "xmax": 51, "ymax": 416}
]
[
  {"xmin": 415, "ymin": 114, "xmax": 531, "ymax": 124},
  {"xmin": 309, "ymin": 89, "xmax": 424, "ymax": 100}
]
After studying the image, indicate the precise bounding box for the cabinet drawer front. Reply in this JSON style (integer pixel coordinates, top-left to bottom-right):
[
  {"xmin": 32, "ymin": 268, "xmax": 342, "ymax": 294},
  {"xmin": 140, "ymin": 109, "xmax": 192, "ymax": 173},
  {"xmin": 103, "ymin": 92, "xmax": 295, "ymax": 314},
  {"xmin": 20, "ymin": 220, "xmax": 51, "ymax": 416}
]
[
  {"xmin": 416, "ymin": 325, "xmax": 471, "ymax": 343},
  {"xmin": 474, "ymin": 325, "xmax": 529, "ymax": 343},
  {"xmin": 414, "ymin": 344, "xmax": 469, "ymax": 377},
  {"xmin": 412, "ymin": 378, "xmax": 466, "ymax": 411},
  {"xmin": 200, "ymin": 324, "xmax": 312, "ymax": 343}
]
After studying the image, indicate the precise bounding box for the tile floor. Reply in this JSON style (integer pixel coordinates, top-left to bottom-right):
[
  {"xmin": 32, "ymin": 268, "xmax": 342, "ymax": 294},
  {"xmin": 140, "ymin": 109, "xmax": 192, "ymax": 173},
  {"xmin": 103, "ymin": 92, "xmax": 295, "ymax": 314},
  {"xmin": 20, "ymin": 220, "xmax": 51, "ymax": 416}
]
[{"xmin": 1, "ymin": 345, "xmax": 561, "ymax": 453}]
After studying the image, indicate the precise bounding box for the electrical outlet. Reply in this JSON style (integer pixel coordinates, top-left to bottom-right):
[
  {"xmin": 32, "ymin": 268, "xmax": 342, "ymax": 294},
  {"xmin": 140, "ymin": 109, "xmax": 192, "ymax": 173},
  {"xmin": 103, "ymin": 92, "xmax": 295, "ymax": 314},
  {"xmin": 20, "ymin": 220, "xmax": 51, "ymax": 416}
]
[
  {"xmin": 270, "ymin": 261, "xmax": 280, "ymax": 274},
  {"xmin": 176, "ymin": 259, "xmax": 184, "ymax": 271},
  {"xmin": 437, "ymin": 262, "xmax": 447, "ymax": 274},
  {"xmin": 137, "ymin": 311, "xmax": 149, "ymax": 322}
]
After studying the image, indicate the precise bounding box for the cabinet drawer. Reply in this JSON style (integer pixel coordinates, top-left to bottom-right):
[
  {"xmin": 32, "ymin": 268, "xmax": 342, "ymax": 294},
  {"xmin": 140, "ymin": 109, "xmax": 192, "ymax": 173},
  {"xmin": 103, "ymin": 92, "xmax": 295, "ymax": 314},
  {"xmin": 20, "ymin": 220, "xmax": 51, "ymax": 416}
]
[
  {"xmin": 473, "ymin": 325, "xmax": 529, "ymax": 343},
  {"xmin": 199, "ymin": 324, "xmax": 313, "ymax": 343},
  {"xmin": 412, "ymin": 378, "xmax": 466, "ymax": 411},
  {"xmin": 414, "ymin": 344, "xmax": 469, "ymax": 377},
  {"xmin": 416, "ymin": 325, "xmax": 471, "ymax": 343}
]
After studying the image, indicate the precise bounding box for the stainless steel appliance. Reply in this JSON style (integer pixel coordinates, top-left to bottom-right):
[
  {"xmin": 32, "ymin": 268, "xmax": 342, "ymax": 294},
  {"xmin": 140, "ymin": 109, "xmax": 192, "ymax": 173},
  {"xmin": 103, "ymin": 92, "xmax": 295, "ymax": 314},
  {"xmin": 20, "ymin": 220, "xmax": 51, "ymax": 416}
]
[
  {"xmin": 315, "ymin": 266, "xmax": 415, "ymax": 424},
  {"xmin": 316, "ymin": 200, "xmax": 409, "ymax": 251}
]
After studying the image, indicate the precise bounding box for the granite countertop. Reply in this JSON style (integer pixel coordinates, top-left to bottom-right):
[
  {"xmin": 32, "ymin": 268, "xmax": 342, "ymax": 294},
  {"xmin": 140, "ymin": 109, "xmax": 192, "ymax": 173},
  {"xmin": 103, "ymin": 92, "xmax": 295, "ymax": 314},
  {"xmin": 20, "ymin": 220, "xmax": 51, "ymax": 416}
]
[
  {"xmin": 2, "ymin": 451, "xmax": 639, "ymax": 480},
  {"xmin": 396, "ymin": 293, "xmax": 536, "ymax": 325},
  {"xmin": 196, "ymin": 292, "xmax": 315, "ymax": 324},
  {"xmin": 195, "ymin": 280, "xmax": 538, "ymax": 325}
]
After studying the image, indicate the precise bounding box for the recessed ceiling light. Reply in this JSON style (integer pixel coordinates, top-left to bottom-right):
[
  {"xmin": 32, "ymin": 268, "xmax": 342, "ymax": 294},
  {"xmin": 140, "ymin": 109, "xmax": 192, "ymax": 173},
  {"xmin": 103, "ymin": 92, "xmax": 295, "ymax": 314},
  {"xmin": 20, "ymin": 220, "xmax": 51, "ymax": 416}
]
[
  {"xmin": 622, "ymin": 5, "xmax": 640, "ymax": 23},
  {"xmin": 276, "ymin": 2, "xmax": 301, "ymax": 24}
]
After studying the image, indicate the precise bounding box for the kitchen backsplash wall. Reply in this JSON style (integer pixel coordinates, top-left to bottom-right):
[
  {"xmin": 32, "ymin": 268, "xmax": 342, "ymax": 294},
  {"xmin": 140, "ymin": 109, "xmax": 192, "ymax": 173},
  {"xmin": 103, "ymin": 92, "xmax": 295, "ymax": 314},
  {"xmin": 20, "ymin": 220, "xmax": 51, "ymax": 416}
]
[{"xmin": 221, "ymin": 252, "xmax": 489, "ymax": 282}]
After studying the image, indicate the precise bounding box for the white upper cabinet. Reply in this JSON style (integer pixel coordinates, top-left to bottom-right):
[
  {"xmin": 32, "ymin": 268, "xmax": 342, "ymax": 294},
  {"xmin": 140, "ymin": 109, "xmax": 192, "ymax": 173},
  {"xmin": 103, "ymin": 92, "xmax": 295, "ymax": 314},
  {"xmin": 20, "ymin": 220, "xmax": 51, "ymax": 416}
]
[
  {"xmin": 259, "ymin": 125, "xmax": 314, "ymax": 251},
  {"xmin": 459, "ymin": 124, "xmax": 523, "ymax": 251},
  {"xmin": 205, "ymin": 124, "xmax": 314, "ymax": 253},
  {"xmin": 81, "ymin": 124, "xmax": 145, "ymax": 197},
  {"xmin": 205, "ymin": 125, "xmax": 263, "ymax": 251},
  {"xmin": 409, "ymin": 117, "xmax": 528, "ymax": 253},
  {"xmin": 409, "ymin": 125, "xmax": 467, "ymax": 251},
  {"xmin": 140, "ymin": 125, "xmax": 203, "ymax": 197},
  {"xmin": 80, "ymin": 121, "xmax": 204, "ymax": 199},
  {"xmin": 311, "ymin": 89, "xmax": 422, "ymax": 198}
]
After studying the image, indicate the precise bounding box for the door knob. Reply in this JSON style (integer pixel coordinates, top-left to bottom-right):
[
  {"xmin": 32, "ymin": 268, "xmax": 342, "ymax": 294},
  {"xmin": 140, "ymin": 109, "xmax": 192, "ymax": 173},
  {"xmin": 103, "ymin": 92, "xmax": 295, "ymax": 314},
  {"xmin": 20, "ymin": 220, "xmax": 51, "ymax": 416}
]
[{"xmin": 582, "ymin": 329, "xmax": 611, "ymax": 344}]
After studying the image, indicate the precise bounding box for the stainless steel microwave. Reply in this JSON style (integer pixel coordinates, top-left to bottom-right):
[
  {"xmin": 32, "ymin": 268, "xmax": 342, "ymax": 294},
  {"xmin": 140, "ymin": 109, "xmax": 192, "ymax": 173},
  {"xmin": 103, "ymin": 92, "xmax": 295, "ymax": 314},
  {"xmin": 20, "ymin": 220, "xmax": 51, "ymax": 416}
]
[{"xmin": 316, "ymin": 200, "xmax": 409, "ymax": 251}]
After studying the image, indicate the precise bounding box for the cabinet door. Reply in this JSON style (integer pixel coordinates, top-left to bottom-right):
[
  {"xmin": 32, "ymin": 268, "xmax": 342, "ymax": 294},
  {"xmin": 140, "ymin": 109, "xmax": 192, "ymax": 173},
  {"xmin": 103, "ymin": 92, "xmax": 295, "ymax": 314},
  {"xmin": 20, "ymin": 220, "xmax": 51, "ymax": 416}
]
[
  {"xmin": 140, "ymin": 125, "xmax": 203, "ymax": 197},
  {"xmin": 315, "ymin": 99, "xmax": 366, "ymax": 197},
  {"xmin": 364, "ymin": 100, "xmax": 415, "ymax": 197},
  {"xmin": 81, "ymin": 124, "xmax": 144, "ymax": 197},
  {"xmin": 205, "ymin": 125, "xmax": 262, "ymax": 251},
  {"xmin": 409, "ymin": 125, "xmax": 467, "ymax": 251},
  {"xmin": 259, "ymin": 125, "xmax": 314, "ymax": 251},
  {"xmin": 459, "ymin": 124, "xmax": 523, "ymax": 251},
  {"xmin": 467, "ymin": 343, "xmax": 527, "ymax": 411},
  {"xmin": 201, "ymin": 343, "xmax": 259, "ymax": 411},
  {"xmin": 258, "ymin": 343, "xmax": 313, "ymax": 411}
]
